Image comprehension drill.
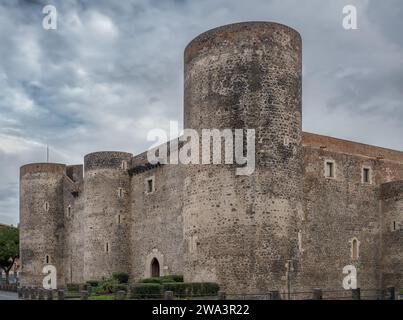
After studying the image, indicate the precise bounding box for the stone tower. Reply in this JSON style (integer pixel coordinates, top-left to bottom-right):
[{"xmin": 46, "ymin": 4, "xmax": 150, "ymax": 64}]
[
  {"xmin": 83, "ymin": 151, "xmax": 133, "ymax": 281},
  {"xmin": 19, "ymin": 163, "xmax": 66, "ymax": 287},
  {"xmin": 183, "ymin": 22, "xmax": 303, "ymax": 293}
]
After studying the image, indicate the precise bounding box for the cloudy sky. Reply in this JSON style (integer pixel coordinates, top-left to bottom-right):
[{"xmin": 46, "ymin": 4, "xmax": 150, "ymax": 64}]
[{"xmin": 0, "ymin": 0, "xmax": 402, "ymax": 225}]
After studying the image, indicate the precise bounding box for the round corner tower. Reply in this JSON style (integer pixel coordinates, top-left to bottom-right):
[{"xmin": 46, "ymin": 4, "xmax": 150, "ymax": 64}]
[
  {"xmin": 83, "ymin": 151, "xmax": 133, "ymax": 281},
  {"xmin": 183, "ymin": 22, "xmax": 303, "ymax": 294},
  {"xmin": 19, "ymin": 163, "xmax": 66, "ymax": 288}
]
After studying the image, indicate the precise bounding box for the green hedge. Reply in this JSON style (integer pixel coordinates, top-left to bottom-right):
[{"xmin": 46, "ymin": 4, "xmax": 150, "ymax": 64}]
[
  {"xmin": 112, "ymin": 272, "xmax": 129, "ymax": 284},
  {"xmin": 94, "ymin": 278, "xmax": 120, "ymax": 294},
  {"xmin": 129, "ymin": 283, "xmax": 162, "ymax": 299},
  {"xmin": 139, "ymin": 278, "xmax": 161, "ymax": 284},
  {"xmin": 162, "ymin": 275, "xmax": 183, "ymax": 283},
  {"xmin": 139, "ymin": 275, "xmax": 184, "ymax": 284},
  {"xmin": 162, "ymin": 282, "xmax": 219, "ymax": 297},
  {"xmin": 86, "ymin": 280, "xmax": 99, "ymax": 287},
  {"xmin": 127, "ymin": 281, "xmax": 219, "ymax": 299},
  {"xmin": 111, "ymin": 283, "xmax": 129, "ymax": 293}
]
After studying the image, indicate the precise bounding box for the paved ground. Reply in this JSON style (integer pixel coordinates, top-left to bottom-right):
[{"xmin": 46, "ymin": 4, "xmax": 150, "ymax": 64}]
[{"xmin": 0, "ymin": 291, "xmax": 19, "ymax": 300}]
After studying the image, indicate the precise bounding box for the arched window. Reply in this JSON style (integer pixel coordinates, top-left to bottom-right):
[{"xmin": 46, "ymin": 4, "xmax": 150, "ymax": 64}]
[
  {"xmin": 351, "ymin": 238, "xmax": 359, "ymax": 260},
  {"xmin": 151, "ymin": 258, "xmax": 160, "ymax": 278}
]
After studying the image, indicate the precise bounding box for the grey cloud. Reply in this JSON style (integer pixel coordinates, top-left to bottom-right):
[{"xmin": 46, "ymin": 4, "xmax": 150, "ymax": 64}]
[{"xmin": 0, "ymin": 0, "xmax": 402, "ymax": 224}]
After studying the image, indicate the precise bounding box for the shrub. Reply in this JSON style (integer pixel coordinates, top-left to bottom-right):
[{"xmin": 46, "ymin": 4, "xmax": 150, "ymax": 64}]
[
  {"xmin": 66, "ymin": 283, "xmax": 80, "ymax": 292},
  {"xmin": 86, "ymin": 280, "xmax": 99, "ymax": 287},
  {"xmin": 160, "ymin": 275, "xmax": 184, "ymax": 283},
  {"xmin": 129, "ymin": 283, "xmax": 162, "ymax": 299},
  {"xmin": 162, "ymin": 282, "xmax": 219, "ymax": 297},
  {"xmin": 95, "ymin": 278, "xmax": 120, "ymax": 294},
  {"xmin": 162, "ymin": 283, "xmax": 192, "ymax": 297},
  {"xmin": 139, "ymin": 275, "xmax": 184, "ymax": 284},
  {"xmin": 111, "ymin": 283, "xmax": 129, "ymax": 293},
  {"xmin": 139, "ymin": 277, "xmax": 161, "ymax": 284},
  {"xmin": 112, "ymin": 272, "xmax": 129, "ymax": 284}
]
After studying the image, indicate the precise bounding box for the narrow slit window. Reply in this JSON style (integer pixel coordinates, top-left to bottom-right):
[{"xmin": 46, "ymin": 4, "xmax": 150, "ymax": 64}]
[
  {"xmin": 147, "ymin": 178, "xmax": 154, "ymax": 193},
  {"xmin": 44, "ymin": 202, "xmax": 50, "ymax": 212},
  {"xmin": 351, "ymin": 239, "xmax": 359, "ymax": 260},
  {"xmin": 363, "ymin": 168, "xmax": 371, "ymax": 183},
  {"xmin": 118, "ymin": 188, "xmax": 124, "ymax": 198},
  {"xmin": 45, "ymin": 255, "xmax": 50, "ymax": 264},
  {"xmin": 67, "ymin": 205, "xmax": 72, "ymax": 217},
  {"xmin": 118, "ymin": 215, "xmax": 121, "ymax": 224},
  {"xmin": 325, "ymin": 161, "xmax": 334, "ymax": 178},
  {"xmin": 105, "ymin": 242, "xmax": 109, "ymax": 253}
]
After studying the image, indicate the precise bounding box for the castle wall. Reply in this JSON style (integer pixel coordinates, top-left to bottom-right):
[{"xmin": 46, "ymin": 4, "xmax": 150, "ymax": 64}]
[
  {"xmin": 129, "ymin": 161, "xmax": 184, "ymax": 281},
  {"xmin": 301, "ymin": 134, "xmax": 403, "ymax": 294},
  {"xmin": 183, "ymin": 22, "xmax": 303, "ymax": 294},
  {"xmin": 380, "ymin": 181, "xmax": 403, "ymax": 289},
  {"xmin": 83, "ymin": 152, "xmax": 133, "ymax": 281},
  {"xmin": 301, "ymin": 148, "xmax": 381, "ymax": 293},
  {"xmin": 63, "ymin": 165, "xmax": 85, "ymax": 284}
]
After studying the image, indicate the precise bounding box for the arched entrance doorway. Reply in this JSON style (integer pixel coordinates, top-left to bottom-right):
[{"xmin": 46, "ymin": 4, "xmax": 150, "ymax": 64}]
[{"xmin": 151, "ymin": 258, "xmax": 160, "ymax": 278}]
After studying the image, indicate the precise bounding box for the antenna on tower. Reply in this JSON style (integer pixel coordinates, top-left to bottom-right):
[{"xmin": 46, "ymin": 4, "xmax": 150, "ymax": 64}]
[{"xmin": 46, "ymin": 145, "xmax": 49, "ymax": 163}]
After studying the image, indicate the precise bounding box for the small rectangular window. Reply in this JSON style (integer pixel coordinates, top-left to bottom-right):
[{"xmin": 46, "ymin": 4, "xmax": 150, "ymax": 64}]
[
  {"xmin": 146, "ymin": 178, "xmax": 154, "ymax": 193},
  {"xmin": 325, "ymin": 161, "xmax": 334, "ymax": 178},
  {"xmin": 363, "ymin": 168, "xmax": 371, "ymax": 183}
]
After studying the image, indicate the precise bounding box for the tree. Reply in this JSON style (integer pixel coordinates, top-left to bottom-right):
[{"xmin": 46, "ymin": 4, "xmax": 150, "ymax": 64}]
[{"xmin": 0, "ymin": 226, "xmax": 19, "ymax": 284}]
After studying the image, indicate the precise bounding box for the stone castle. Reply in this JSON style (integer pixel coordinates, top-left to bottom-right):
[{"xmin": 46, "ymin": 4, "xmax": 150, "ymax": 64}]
[{"xmin": 19, "ymin": 22, "xmax": 403, "ymax": 295}]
